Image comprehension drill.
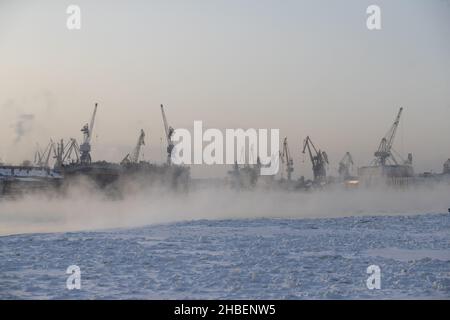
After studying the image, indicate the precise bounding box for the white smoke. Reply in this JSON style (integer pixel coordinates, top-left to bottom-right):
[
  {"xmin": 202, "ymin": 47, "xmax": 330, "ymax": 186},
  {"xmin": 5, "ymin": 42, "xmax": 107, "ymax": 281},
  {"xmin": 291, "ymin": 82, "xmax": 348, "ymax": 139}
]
[{"xmin": 14, "ymin": 113, "xmax": 35, "ymax": 143}]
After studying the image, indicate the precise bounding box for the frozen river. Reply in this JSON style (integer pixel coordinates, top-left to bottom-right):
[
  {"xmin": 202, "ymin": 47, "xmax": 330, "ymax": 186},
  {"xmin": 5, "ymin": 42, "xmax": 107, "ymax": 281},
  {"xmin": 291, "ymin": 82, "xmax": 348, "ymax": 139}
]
[{"xmin": 1, "ymin": 213, "xmax": 449, "ymax": 299}]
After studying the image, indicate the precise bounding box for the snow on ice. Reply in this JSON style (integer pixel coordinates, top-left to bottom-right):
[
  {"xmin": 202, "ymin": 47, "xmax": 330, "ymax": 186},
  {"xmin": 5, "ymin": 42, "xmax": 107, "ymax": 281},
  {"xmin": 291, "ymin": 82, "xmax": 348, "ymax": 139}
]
[{"xmin": 0, "ymin": 213, "xmax": 449, "ymax": 299}]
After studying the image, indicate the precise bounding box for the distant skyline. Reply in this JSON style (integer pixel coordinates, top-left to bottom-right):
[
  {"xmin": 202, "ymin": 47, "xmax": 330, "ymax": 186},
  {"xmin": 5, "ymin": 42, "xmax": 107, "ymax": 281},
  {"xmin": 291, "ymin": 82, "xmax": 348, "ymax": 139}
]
[{"xmin": 1, "ymin": 0, "xmax": 449, "ymax": 178}]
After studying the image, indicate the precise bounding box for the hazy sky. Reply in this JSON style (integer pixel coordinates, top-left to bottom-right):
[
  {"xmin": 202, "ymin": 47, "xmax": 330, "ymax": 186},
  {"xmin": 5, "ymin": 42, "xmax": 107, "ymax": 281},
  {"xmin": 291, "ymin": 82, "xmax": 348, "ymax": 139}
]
[{"xmin": 0, "ymin": 0, "xmax": 449, "ymax": 178}]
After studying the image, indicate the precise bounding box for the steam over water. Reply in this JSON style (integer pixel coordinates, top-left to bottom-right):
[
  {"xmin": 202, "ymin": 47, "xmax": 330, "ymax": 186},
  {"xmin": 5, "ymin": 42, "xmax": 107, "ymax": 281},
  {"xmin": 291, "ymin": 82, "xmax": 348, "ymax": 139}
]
[{"xmin": 0, "ymin": 181, "xmax": 449, "ymax": 236}]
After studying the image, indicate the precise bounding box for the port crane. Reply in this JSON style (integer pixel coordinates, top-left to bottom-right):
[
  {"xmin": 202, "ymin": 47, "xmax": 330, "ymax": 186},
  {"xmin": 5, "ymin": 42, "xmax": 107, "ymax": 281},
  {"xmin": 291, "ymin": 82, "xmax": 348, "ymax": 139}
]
[
  {"xmin": 280, "ymin": 137, "xmax": 294, "ymax": 181},
  {"xmin": 79, "ymin": 103, "xmax": 98, "ymax": 165},
  {"xmin": 53, "ymin": 138, "xmax": 81, "ymax": 168},
  {"xmin": 372, "ymin": 107, "xmax": 407, "ymax": 166},
  {"xmin": 338, "ymin": 152, "xmax": 354, "ymax": 180},
  {"xmin": 121, "ymin": 129, "xmax": 145, "ymax": 165},
  {"xmin": 34, "ymin": 140, "xmax": 55, "ymax": 168},
  {"xmin": 160, "ymin": 104, "xmax": 175, "ymax": 165},
  {"xmin": 302, "ymin": 136, "xmax": 328, "ymax": 183}
]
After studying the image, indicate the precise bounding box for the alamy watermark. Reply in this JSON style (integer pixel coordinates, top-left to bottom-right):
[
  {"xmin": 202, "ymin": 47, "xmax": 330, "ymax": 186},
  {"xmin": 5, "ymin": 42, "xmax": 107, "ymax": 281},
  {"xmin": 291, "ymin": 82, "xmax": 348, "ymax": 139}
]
[
  {"xmin": 67, "ymin": 5, "xmax": 382, "ymax": 32},
  {"xmin": 170, "ymin": 121, "xmax": 280, "ymax": 176},
  {"xmin": 366, "ymin": 5, "xmax": 382, "ymax": 30},
  {"xmin": 66, "ymin": 5, "xmax": 81, "ymax": 30},
  {"xmin": 66, "ymin": 265, "xmax": 81, "ymax": 290},
  {"xmin": 366, "ymin": 265, "xmax": 381, "ymax": 290}
]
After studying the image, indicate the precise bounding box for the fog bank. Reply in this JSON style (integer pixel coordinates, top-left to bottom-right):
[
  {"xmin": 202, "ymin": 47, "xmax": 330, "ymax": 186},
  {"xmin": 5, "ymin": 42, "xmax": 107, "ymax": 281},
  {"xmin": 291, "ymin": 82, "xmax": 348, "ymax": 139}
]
[{"xmin": 0, "ymin": 183, "xmax": 449, "ymax": 236}]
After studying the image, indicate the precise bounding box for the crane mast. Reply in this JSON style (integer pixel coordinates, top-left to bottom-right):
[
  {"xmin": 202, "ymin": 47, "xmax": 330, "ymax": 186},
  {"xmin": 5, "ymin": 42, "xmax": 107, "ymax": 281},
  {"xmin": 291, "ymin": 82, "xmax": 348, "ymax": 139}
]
[
  {"xmin": 280, "ymin": 137, "xmax": 294, "ymax": 181},
  {"xmin": 79, "ymin": 103, "xmax": 98, "ymax": 165},
  {"xmin": 34, "ymin": 143, "xmax": 44, "ymax": 166},
  {"xmin": 302, "ymin": 136, "xmax": 328, "ymax": 183},
  {"xmin": 160, "ymin": 104, "xmax": 175, "ymax": 165},
  {"xmin": 374, "ymin": 107, "xmax": 403, "ymax": 166},
  {"xmin": 43, "ymin": 140, "xmax": 55, "ymax": 168},
  {"xmin": 121, "ymin": 129, "xmax": 145, "ymax": 165},
  {"xmin": 34, "ymin": 140, "xmax": 55, "ymax": 168},
  {"xmin": 131, "ymin": 129, "xmax": 145, "ymax": 163},
  {"xmin": 53, "ymin": 138, "xmax": 80, "ymax": 169}
]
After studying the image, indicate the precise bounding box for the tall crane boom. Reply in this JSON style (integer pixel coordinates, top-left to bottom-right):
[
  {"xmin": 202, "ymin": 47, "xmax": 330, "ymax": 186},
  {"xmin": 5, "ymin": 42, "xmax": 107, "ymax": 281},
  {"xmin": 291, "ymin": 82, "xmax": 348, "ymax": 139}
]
[
  {"xmin": 131, "ymin": 129, "xmax": 145, "ymax": 163},
  {"xmin": 302, "ymin": 136, "xmax": 316, "ymax": 167},
  {"xmin": 302, "ymin": 136, "xmax": 328, "ymax": 183},
  {"xmin": 80, "ymin": 103, "xmax": 98, "ymax": 164},
  {"xmin": 160, "ymin": 104, "xmax": 175, "ymax": 165},
  {"xmin": 43, "ymin": 139, "xmax": 55, "ymax": 167},
  {"xmin": 121, "ymin": 129, "xmax": 146, "ymax": 165},
  {"xmin": 53, "ymin": 138, "xmax": 80, "ymax": 169},
  {"xmin": 87, "ymin": 103, "xmax": 98, "ymax": 145},
  {"xmin": 34, "ymin": 140, "xmax": 55, "ymax": 168},
  {"xmin": 280, "ymin": 137, "xmax": 294, "ymax": 181},
  {"xmin": 374, "ymin": 107, "xmax": 403, "ymax": 166}
]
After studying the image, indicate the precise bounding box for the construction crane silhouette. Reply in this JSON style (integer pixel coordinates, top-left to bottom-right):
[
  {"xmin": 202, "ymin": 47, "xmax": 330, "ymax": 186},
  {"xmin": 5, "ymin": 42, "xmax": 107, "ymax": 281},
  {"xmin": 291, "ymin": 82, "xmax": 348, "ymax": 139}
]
[
  {"xmin": 373, "ymin": 107, "xmax": 403, "ymax": 166},
  {"xmin": 121, "ymin": 129, "xmax": 145, "ymax": 165},
  {"xmin": 302, "ymin": 136, "xmax": 328, "ymax": 184},
  {"xmin": 160, "ymin": 104, "xmax": 175, "ymax": 165},
  {"xmin": 79, "ymin": 103, "xmax": 98, "ymax": 165},
  {"xmin": 280, "ymin": 137, "xmax": 294, "ymax": 181},
  {"xmin": 34, "ymin": 140, "xmax": 55, "ymax": 168}
]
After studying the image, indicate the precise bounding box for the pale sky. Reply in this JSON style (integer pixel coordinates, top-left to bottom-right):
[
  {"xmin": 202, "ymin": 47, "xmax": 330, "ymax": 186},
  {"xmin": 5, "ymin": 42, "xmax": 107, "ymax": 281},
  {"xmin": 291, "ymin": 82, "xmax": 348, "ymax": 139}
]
[{"xmin": 0, "ymin": 0, "xmax": 449, "ymax": 178}]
